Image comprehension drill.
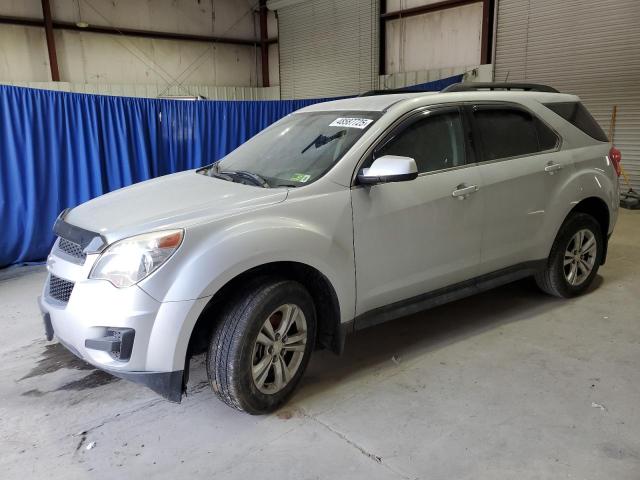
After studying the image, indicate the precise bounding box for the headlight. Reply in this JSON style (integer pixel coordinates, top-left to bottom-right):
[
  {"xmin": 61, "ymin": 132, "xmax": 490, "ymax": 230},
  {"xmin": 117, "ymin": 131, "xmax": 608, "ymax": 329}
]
[{"xmin": 90, "ymin": 229, "xmax": 184, "ymax": 288}]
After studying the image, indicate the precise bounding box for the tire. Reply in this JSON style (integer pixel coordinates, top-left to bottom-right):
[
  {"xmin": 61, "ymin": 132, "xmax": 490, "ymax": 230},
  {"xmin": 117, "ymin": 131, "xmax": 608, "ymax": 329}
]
[
  {"xmin": 535, "ymin": 212, "xmax": 604, "ymax": 298},
  {"xmin": 206, "ymin": 277, "xmax": 316, "ymax": 414}
]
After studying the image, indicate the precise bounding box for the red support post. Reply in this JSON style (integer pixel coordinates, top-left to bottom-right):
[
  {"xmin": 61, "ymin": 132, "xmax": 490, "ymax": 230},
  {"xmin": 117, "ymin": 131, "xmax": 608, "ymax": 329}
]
[
  {"xmin": 259, "ymin": 0, "xmax": 270, "ymax": 88},
  {"xmin": 41, "ymin": 0, "xmax": 60, "ymax": 81}
]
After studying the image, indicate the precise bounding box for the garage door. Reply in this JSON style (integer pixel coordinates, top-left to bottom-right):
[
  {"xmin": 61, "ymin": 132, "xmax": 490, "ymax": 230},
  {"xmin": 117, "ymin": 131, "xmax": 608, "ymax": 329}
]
[
  {"xmin": 275, "ymin": 0, "xmax": 378, "ymax": 99},
  {"xmin": 494, "ymin": 0, "xmax": 640, "ymax": 191}
]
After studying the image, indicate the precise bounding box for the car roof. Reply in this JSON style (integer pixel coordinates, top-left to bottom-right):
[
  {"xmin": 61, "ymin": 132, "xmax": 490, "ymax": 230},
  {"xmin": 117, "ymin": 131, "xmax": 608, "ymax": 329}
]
[{"xmin": 296, "ymin": 90, "xmax": 580, "ymax": 113}]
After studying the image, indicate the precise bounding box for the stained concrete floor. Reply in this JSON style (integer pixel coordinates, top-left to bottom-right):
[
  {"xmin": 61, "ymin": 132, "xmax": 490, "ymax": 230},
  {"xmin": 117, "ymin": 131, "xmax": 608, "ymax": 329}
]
[{"xmin": 1, "ymin": 209, "xmax": 639, "ymax": 479}]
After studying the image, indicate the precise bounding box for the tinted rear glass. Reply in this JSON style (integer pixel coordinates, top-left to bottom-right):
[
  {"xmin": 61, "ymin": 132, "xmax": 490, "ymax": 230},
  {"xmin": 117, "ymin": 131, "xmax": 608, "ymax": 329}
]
[
  {"xmin": 473, "ymin": 107, "xmax": 559, "ymax": 161},
  {"xmin": 544, "ymin": 102, "xmax": 608, "ymax": 142}
]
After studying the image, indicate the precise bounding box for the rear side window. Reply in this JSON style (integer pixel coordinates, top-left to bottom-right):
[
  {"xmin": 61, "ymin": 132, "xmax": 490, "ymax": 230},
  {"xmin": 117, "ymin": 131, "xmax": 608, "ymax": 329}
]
[
  {"xmin": 543, "ymin": 102, "xmax": 608, "ymax": 142},
  {"xmin": 473, "ymin": 106, "xmax": 559, "ymax": 161}
]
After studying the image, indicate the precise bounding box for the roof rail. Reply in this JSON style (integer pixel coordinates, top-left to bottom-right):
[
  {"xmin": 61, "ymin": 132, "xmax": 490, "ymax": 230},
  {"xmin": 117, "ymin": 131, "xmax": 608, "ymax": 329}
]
[{"xmin": 442, "ymin": 82, "xmax": 559, "ymax": 93}]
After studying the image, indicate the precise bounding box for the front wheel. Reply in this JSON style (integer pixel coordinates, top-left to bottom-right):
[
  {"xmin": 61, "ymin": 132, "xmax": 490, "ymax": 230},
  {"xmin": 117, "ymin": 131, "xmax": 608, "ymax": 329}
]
[
  {"xmin": 206, "ymin": 278, "xmax": 316, "ymax": 414},
  {"xmin": 535, "ymin": 212, "xmax": 604, "ymax": 298}
]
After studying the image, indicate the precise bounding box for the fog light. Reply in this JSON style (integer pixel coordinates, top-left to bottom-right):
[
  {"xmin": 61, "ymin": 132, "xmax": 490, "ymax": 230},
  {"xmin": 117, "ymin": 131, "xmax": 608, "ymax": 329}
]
[{"xmin": 85, "ymin": 328, "xmax": 135, "ymax": 361}]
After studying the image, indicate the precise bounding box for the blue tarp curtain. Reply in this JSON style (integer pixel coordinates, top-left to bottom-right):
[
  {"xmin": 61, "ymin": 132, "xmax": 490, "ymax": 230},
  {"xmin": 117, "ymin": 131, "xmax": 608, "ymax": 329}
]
[{"xmin": 0, "ymin": 74, "xmax": 462, "ymax": 267}]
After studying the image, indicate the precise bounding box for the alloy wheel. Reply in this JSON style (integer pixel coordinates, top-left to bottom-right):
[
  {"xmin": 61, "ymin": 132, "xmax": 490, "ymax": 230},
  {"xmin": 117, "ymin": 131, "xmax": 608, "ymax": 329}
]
[
  {"xmin": 251, "ymin": 304, "xmax": 308, "ymax": 394},
  {"xmin": 563, "ymin": 229, "xmax": 597, "ymax": 286}
]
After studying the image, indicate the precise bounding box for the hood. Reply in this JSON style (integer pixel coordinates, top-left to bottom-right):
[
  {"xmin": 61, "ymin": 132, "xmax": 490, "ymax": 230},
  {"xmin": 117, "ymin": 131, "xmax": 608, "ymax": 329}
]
[{"xmin": 65, "ymin": 170, "xmax": 288, "ymax": 240}]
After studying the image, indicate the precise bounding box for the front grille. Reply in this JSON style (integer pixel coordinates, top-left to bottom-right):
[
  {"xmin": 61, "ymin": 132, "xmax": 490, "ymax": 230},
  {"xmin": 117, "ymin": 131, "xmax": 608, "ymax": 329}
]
[
  {"xmin": 49, "ymin": 275, "xmax": 75, "ymax": 303},
  {"xmin": 57, "ymin": 237, "xmax": 86, "ymax": 264}
]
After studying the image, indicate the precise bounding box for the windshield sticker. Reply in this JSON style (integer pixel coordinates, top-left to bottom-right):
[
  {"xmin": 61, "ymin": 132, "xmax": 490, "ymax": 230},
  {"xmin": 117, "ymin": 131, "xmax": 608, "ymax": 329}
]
[
  {"xmin": 291, "ymin": 173, "xmax": 311, "ymax": 183},
  {"xmin": 329, "ymin": 117, "xmax": 373, "ymax": 129}
]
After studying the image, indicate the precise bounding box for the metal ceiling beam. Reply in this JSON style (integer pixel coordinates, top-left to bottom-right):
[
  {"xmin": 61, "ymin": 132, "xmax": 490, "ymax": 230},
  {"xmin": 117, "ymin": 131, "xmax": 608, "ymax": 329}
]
[
  {"xmin": 0, "ymin": 15, "xmax": 278, "ymax": 47},
  {"xmin": 381, "ymin": 0, "xmax": 481, "ymax": 21},
  {"xmin": 41, "ymin": 0, "xmax": 60, "ymax": 81}
]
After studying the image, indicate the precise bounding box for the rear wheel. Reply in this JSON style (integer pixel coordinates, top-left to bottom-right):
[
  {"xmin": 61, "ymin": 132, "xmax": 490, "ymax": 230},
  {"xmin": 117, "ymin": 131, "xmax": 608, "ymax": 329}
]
[
  {"xmin": 206, "ymin": 278, "xmax": 316, "ymax": 414},
  {"xmin": 535, "ymin": 212, "xmax": 603, "ymax": 298}
]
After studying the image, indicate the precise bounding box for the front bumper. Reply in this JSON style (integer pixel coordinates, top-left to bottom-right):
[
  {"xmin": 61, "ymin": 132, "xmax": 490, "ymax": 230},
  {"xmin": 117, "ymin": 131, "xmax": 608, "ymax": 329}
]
[
  {"xmin": 39, "ymin": 312, "xmax": 183, "ymax": 401},
  {"xmin": 38, "ymin": 250, "xmax": 208, "ymax": 402}
]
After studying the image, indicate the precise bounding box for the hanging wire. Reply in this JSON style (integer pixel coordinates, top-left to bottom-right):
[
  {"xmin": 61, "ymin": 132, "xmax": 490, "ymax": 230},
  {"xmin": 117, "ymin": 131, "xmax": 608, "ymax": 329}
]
[
  {"xmin": 157, "ymin": 0, "xmax": 262, "ymax": 98},
  {"xmin": 80, "ymin": 0, "xmax": 261, "ymax": 97},
  {"xmin": 82, "ymin": 0, "xmax": 192, "ymax": 96}
]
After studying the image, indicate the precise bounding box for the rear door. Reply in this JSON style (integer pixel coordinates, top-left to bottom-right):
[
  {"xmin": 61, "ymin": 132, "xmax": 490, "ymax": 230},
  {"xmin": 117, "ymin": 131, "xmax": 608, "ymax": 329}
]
[
  {"xmin": 469, "ymin": 103, "xmax": 567, "ymax": 273},
  {"xmin": 351, "ymin": 106, "xmax": 484, "ymax": 316}
]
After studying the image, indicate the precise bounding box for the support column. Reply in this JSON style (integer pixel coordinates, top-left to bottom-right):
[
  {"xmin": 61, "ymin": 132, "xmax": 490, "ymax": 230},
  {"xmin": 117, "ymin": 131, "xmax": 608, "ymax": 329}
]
[
  {"xmin": 259, "ymin": 0, "xmax": 270, "ymax": 87},
  {"xmin": 41, "ymin": 0, "xmax": 60, "ymax": 81}
]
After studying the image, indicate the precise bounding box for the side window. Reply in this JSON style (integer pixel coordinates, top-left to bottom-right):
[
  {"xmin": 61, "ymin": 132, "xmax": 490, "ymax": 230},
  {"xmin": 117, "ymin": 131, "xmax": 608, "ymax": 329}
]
[
  {"xmin": 536, "ymin": 117, "xmax": 560, "ymax": 151},
  {"xmin": 473, "ymin": 107, "xmax": 559, "ymax": 161},
  {"xmin": 375, "ymin": 110, "xmax": 466, "ymax": 173},
  {"xmin": 543, "ymin": 101, "xmax": 608, "ymax": 142}
]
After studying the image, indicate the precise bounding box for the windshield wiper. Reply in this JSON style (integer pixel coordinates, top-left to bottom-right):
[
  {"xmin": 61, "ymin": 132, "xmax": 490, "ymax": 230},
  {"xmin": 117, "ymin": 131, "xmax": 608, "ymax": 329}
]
[
  {"xmin": 210, "ymin": 172, "xmax": 234, "ymax": 182},
  {"xmin": 301, "ymin": 130, "xmax": 346, "ymax": 154},
  {"xmin": 205, "ymin": 163, "xmax": 270, "ymax": 188},
  {"xmin": 220, "ymin": 170, "xmax": 270, "ymax": 188}
]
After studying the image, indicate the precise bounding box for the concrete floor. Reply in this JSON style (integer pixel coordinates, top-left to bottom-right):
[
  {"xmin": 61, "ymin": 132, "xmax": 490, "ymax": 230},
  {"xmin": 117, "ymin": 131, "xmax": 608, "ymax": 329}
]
[{"xmin": 1, "ymin": 209, "xmax": 639, "ymax": 479}]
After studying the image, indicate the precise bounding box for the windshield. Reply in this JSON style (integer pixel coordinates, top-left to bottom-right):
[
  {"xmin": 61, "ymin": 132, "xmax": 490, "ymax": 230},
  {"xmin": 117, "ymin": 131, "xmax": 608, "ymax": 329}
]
[{"xmin": 200, "ymin": 110, "xmax": 381, "ymax": 187}]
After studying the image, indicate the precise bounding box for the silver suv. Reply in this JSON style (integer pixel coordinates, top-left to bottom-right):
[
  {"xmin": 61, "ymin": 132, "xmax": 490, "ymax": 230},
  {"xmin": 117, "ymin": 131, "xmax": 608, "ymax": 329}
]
[{"xmin": 39, "ymin": 83, "xmax": 620, "ymax": 414}]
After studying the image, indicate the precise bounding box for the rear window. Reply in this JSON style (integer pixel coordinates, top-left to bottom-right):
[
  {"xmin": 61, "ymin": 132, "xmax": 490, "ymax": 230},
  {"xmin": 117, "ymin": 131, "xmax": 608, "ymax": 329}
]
[
  {"xmin": 543, "ymin": 102, "xmax": 608, "ymax": 142},
  {"xmin": 473, "ymin": 106, "xmax": 559, "ymax": 161}
]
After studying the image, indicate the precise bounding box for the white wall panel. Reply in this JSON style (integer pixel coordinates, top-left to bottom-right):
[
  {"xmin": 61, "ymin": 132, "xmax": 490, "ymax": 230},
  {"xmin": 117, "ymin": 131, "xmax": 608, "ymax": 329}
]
[
  {"xmin": 0, "ymin": 0, "xmax": 273, "ymax": 40},
  {"xmin": 55, "ymin": 30, "xmax": 259, "ymax": 87},
  {"xmin": 0, "ymin": 0, "xmax": 279, "ymax": 89},
  {"xmin": 0, "ymin": 25, "xmax": 49, "ymax": 82},
  {"xmin": 385, "ymin": 2, "xmax": 483, "ymax": 73},
  {"xmin": 495, "ymin": 0, "xmax": 640, "ymax": 190}
]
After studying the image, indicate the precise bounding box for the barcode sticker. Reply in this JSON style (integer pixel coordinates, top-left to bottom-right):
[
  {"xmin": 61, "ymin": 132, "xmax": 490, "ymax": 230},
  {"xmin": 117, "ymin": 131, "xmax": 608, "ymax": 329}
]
[{"xmin": 329, "ymin": 117, "xmax": 373, "ymax": 129}]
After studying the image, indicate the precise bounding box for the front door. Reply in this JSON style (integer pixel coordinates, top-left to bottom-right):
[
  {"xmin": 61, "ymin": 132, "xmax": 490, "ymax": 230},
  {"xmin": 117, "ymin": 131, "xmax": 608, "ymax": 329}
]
[{"xmin": 351, "ymin": 106, "xmax": 484, "ymax": 316}]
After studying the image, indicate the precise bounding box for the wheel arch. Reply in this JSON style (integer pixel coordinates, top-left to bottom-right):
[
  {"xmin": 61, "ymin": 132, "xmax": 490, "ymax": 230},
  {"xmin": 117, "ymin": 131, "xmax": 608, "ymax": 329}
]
[
  {"xmin": 571, "ymin": 196, "xmax": 610, "ymax": 236},
  {"xmin": 565, "ymin": 196, "xmax": 611, "ymax": 264},
  {"xmin": 186, "ymin": 261, "xmax": 344, "ymax": 371}
]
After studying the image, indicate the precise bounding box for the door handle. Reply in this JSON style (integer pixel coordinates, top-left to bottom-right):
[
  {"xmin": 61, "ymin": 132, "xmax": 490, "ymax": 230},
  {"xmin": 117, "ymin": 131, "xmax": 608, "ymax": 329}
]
[
  {"xmin": 544, "ymin": 162, "xmax": 563, "ymax": 174},
  {"xmin": 451, "ymin": 184, "xmax": 479, "ymax": 199}
]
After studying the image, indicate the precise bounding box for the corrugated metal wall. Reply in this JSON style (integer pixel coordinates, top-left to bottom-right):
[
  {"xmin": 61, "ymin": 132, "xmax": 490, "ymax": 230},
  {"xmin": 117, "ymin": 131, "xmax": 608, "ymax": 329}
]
[
  {"xmin": 277, "ymin": 0, "xmax": 378, "ymax": 99},
  {"xmin": 494, "ymin": 0, "xmax": 640, "ymax": 190}
]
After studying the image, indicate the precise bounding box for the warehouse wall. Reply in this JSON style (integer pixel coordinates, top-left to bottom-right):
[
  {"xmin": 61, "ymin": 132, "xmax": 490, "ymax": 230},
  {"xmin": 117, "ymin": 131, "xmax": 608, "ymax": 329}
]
[
  {"xmin": 274, "ymin": 0, "xmax": 378, "ymax": 99},
  {"xmin": 0, "ymin": 0, "xmax": 279, "ymax": 88},
  {"xmin": 494, "ymin": 0, "xmax": 640, "ymax": 190},
  {"xmin": 384, "ymin": 1, "xmax": 484, "ymax": 73},
  {"xmin": 379, "ymin": 63, "xmax": 493, "ymax": 89}
]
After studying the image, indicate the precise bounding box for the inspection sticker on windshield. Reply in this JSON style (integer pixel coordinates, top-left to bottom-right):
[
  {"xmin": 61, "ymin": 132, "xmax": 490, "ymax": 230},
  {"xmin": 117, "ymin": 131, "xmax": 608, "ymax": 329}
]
[
  {"xmin": 329, "ymin": 117, "xmax": 373, "ymax": 129},
  {"xmin": 291, "ymin": 173, "xmax": 311, "ymax": 183}
]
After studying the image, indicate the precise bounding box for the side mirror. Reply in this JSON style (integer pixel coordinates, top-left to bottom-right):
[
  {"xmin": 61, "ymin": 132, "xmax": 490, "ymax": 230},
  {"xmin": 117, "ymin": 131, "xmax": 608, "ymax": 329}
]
[{"xmin": 357, "ymin": 155, "xmax": 418, "ymax": 185}]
